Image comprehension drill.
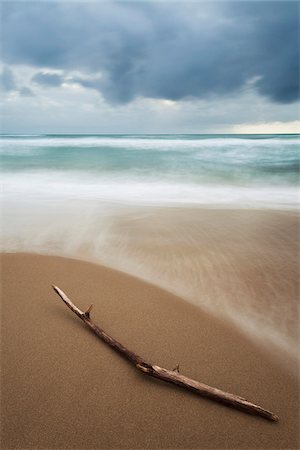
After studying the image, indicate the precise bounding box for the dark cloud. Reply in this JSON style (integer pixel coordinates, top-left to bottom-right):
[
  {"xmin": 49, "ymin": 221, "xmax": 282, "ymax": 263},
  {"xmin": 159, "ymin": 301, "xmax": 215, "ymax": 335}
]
[
  {"xmin": 0, "ymin": 66, "xmax": 17, "ymax": 91},
  {"xmin": 71, "ymin": 76, "xmax": 102, "ymax": 91},
  {"xmin": 0, "ymin": 66, "xmax": 34, "ymax": 97},
  {"xmin": 32, "ymin": 71, "xmax": 64, "ymax": 87},
  {"xmin": 1, "ymin": 1, "xmax": 299, "ymax": 104},
  {"xmin": 19, "ymin": 86, "xmax": 34, "ymax": 97},
  {"xmin": 0, "ymin": 65, "xmax": 34, "ymax": 97},
  {"xmin": 227, "ymin": 2, "xmax": 300, "ymax": 104}
]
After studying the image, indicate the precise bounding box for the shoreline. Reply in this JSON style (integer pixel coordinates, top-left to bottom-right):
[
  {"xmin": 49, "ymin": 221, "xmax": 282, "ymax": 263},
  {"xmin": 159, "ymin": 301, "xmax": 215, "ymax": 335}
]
[
  {"xmin": 2, "ymin": 207, "xmax": 299, "ymax": 366},
  {"xmin": 1, "ymin": 252, "xmax": 299, "ymax": 449}
]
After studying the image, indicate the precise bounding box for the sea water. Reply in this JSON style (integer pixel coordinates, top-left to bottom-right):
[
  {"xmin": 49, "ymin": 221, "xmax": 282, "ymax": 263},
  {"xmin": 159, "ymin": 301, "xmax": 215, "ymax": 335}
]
[{"xmin": 1, "ymin": 134, "xmax": 299, "ymax": 208}]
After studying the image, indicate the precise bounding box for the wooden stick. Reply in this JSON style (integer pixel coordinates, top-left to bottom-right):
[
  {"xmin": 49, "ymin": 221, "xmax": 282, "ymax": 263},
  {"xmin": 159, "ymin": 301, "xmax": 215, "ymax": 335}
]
[{"xmin": 52, "ymin": 285, "xmax": 279, "ymax": 422}]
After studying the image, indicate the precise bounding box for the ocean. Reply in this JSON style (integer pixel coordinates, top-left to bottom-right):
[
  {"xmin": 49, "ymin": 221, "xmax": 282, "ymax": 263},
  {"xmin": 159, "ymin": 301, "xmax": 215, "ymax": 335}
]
[
  {"xmin": 1, "ymin": 134, "xmax": 299, "ymax": 359},
  {"xmin": 1, "ymin": 134, "xmax": 299, "ymax": 208}
]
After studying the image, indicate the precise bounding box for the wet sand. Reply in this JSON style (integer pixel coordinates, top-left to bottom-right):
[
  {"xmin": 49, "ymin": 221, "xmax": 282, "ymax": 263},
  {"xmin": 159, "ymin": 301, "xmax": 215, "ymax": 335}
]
[
  {"xmin": 2, "ymin": 205, "xmax": 299, "ymax": 361},
  {"xmin": 79, "ymin": 207, "xmax": 300, "ymax": 363},
  {"xmin": 1, "ymin": 253, "xmax": 299, "ymax": 449}
]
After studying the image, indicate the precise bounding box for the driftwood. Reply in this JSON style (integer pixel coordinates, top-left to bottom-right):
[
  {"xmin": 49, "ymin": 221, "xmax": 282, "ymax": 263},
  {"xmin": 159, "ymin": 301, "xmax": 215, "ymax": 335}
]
[{"xmin": 52, "ymin": 285, "xmax": 279, "ymax": 422}]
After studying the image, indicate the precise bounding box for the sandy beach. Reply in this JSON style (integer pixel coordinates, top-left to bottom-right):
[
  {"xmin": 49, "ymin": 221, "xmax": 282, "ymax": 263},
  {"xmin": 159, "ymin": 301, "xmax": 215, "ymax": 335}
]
[{"xmin": 1, "ymin": 252, "xmax": 299, "ymax": 449}]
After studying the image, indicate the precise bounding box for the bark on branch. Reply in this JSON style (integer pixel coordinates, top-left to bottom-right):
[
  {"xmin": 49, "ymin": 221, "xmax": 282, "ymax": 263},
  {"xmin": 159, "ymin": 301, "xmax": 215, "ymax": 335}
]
[{"xmin": 52, "ymin": 285, "xmax": 278, "ymax": 422}]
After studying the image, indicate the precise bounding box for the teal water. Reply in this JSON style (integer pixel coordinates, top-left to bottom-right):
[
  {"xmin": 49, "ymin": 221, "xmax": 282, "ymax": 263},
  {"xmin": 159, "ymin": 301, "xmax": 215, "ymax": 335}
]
[{"xmin": 1, "ymin": 134, "xmax": 299, "ymax": 207}]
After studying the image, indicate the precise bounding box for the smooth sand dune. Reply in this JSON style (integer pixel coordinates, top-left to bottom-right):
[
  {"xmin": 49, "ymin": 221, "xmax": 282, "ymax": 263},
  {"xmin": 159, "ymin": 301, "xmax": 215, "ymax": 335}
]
[{"xmin": 1, "ymin": 253, "xmax": 299, "ymax": 449}]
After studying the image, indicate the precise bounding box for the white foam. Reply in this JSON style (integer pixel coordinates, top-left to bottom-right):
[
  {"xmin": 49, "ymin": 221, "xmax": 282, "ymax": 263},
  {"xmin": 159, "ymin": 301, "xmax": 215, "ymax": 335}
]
[
  {"xmin": 2, "ymin": 171, "xmax": 298, "ymax": 209},
  {"xmin": 1, "ymin": 134, "xmax": 299, "ymax": 153}
]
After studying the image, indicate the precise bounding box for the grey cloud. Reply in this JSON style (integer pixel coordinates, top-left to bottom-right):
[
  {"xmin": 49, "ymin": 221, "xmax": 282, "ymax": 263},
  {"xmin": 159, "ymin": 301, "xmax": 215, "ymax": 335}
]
[
  {"xmin": 0, "ymin": 66, "xmax": 17, "ymax": 91},
  {"xmin": 0, "ymin": 65, "xmax": 33, "ymax": 97},
  {"xmin": 0, "ymin": 66, "xmax": 34, "ymax": 97},
  {"xmin": 71, "ymin": 76, "xmax": 102, "ymax": 91},
  {"xmin": 227, "ymin": 2, "xmax": 299, "ymax": 104},
  {"xmin": 1, "ymin": 2, "xmax": 299, "ymax": 104},
  {"xmin": 19, "ymin": 86, "xmax": 34, "ymax": 97},
  {"xmin": 32, "ymin": 71, "xmax": 64, "ymax": 87}
]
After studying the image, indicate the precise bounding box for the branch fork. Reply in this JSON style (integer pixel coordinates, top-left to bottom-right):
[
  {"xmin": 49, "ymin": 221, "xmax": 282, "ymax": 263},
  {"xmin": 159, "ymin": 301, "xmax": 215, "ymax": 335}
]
[{"xmin": 84, "ymin": 304, "xmax": 93, "ymax": 319}]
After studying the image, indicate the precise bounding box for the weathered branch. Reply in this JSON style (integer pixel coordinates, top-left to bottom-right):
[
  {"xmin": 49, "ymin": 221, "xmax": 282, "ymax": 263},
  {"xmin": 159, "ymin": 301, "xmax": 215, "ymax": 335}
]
[{"xmin": 52, "ymin": 285, "xmax": 279, "ymax": 422}]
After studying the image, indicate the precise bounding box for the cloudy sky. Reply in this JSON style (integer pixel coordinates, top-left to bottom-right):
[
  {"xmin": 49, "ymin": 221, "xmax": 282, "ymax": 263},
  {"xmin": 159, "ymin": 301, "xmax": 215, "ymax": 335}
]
[{"xmin": 1, "ymin": 1, "xmax": 299, "ymax": 134}]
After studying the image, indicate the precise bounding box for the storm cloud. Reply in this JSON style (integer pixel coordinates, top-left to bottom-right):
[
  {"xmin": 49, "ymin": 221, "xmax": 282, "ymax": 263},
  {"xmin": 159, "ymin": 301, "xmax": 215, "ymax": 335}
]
[
  {"xmin": 0, "ymin": 65, "xmax": 34, "ymax": 97},
  {"xmin": 32, "ymin": 72, "xmax": 64, "ymax": 88},
  {"xmin": 0, "ymin": 66, "xmax": 17, "ymax": 92},
  {"xmin": 1, "ymin": 1, "xmax": 299, "ymax": 105}
]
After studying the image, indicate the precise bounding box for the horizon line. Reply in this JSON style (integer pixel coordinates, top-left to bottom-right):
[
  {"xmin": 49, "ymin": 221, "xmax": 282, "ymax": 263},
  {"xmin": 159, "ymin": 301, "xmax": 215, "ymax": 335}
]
[{"xmin": 1, "ymin": 132, "xmax": 299, "ymax": 136}]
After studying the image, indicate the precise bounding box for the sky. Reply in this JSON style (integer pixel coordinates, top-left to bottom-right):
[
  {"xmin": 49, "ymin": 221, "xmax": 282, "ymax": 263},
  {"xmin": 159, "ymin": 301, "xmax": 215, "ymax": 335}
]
[{"xmin": 0, "ymin": 1, "xmax": 299, "ymax": 134}]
